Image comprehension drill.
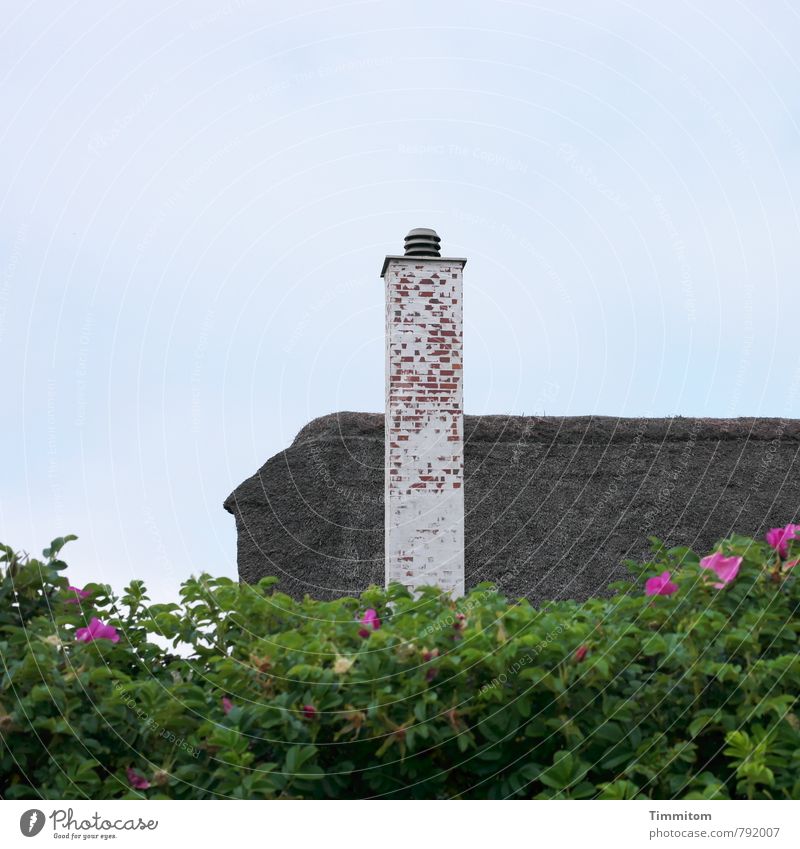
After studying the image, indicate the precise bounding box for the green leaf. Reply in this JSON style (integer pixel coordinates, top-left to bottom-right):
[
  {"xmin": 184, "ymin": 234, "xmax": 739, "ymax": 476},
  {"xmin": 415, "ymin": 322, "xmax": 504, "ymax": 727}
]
[{"xmin": 285, "ymin": 745, "xmax": 318, "ymax": 775}]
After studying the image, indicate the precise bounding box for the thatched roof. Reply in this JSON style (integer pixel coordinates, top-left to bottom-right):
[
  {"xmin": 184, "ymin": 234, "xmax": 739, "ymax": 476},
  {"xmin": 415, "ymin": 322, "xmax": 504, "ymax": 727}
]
[{"xmin": 224, "ymin": 412, "xmax": 800, "ymax": 603}]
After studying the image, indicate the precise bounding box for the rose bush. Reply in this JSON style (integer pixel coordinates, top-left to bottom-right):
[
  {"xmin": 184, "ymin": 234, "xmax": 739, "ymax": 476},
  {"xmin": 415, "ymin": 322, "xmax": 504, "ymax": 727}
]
[{"xmin": 1, "ymin": 530, "xmax": 799, "ymax": 800}]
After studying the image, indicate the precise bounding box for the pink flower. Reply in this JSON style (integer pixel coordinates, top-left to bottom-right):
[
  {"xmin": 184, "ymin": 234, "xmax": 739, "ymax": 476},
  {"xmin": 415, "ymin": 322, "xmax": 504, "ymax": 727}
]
[
  {"xmin": 222, "ymin": 697, "xmax": 234, "ymax": 714},
  {"xmin": 75, "ymin": 617, "xmax": 119, "ymax": 644},
  {"xmin": 765, "ymin": 524, "xmax": 800, "ymax": 559},
  {"xmin": 126, "ymin": 767, "xmax": 150, "ymax": 790},
  {"xmin": 700, "ymin": 551, "xmax": 742, "ymax": 588},
  {"xmin": 358, "ymin": 608, "xmax": 381, "ymax": 638},
  {"xmin": 65, "ymin": 584, "xmax": 91, "ymax": 604},
  {"xmin": 644, "ymin": 571, "xmax": 678, "ymax": 597},
  {"xmin": 574, "ymin": 645, "xmax": 588, "ymax": 662},
  {"xmin": 302, "ymin": 704, "xmax": 317, "ymax": 720}
]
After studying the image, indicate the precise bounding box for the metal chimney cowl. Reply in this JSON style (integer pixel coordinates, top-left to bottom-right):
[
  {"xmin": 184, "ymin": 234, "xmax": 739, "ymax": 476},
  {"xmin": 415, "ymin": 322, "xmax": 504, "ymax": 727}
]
[{"xmin": 403, "ymin": 227, "xmax": 441, "ymax": 257}]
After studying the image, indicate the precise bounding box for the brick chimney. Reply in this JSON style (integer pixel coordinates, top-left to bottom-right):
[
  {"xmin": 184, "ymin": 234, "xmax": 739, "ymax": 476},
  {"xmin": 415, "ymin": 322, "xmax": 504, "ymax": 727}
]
[{"xmin": 381, "ymin": 229, "xmax": 466, "ymax": 596}]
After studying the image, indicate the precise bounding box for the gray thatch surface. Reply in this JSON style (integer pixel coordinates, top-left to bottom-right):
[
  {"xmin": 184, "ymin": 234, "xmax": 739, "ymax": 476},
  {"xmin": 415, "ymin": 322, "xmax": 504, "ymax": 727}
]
[{"xmin": 224, "ymin": 412, "xmax": 800, "ymax": 603}]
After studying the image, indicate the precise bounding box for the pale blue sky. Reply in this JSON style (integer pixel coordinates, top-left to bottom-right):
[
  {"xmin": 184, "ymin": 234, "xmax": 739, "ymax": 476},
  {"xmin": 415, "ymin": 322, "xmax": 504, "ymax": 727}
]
[{"xmin": 2, "ymin": 0, "xmax": 800, "ymax": 601}]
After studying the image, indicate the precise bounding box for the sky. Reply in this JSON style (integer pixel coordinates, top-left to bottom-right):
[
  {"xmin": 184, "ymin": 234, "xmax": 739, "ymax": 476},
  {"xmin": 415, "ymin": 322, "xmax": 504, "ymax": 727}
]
[{"xmin": 2, "ymin": 0, "xmax": 800, "ymax": 602}]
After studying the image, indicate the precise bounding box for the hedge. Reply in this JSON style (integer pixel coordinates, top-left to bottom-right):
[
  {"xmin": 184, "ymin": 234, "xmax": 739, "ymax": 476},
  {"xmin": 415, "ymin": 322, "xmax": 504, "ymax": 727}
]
[{"xmin": 1, "ymin": 528, "xmax": 799, "ymax": 799}]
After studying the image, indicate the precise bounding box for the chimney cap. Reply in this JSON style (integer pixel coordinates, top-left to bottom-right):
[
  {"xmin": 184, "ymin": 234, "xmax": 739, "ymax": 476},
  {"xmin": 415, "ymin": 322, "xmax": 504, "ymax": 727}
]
[
  {"xmin": 380, "ymin": 228, "xmax": 466, "ymax": 276},
  {"xmin": 404, "ymin": 227, "xmax": 441, "ymax": 257}
]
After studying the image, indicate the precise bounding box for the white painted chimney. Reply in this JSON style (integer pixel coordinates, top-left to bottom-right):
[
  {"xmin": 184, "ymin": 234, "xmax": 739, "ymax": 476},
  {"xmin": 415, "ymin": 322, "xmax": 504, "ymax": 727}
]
[{"xmin": 381, "ymin": 229, "xmax": 466, "ymax": 596}]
